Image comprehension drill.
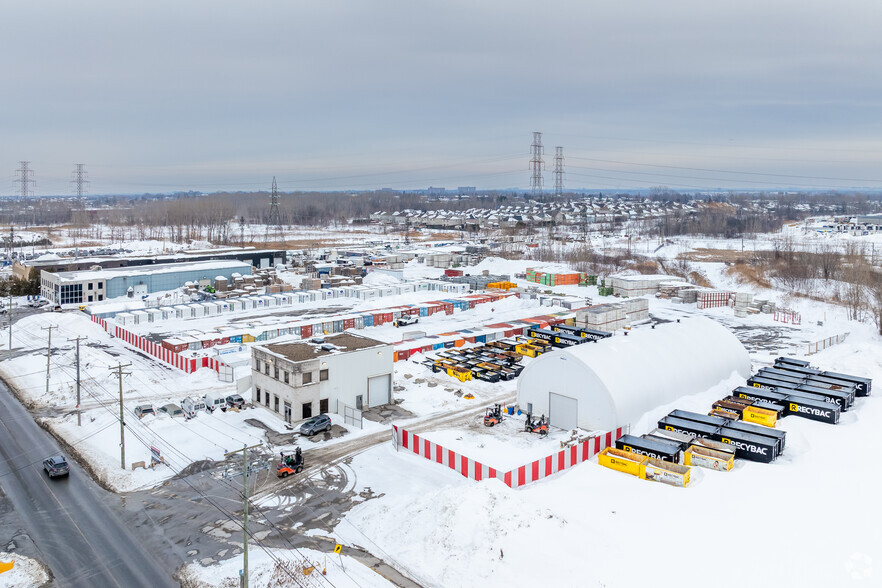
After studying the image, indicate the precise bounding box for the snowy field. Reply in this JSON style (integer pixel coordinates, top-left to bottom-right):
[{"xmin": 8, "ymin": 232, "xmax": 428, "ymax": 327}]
[{"xmin": 336, "ymin": 326, "xmax": 882, "ymax": 588}]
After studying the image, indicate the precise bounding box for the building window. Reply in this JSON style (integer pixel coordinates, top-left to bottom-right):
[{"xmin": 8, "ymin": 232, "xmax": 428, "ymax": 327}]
[
  {"xmin": 302, "ymin": 372, "xmax": 312, "ymax": 385},
  {"xmin": 320, "ymin": 369, "xmax": 329, "ymax": 382},
  {"xmin": 98, "ymin": 295, "xmax": 103, "ymax": 301},
  {"xmin": 274, "ymin": 395, "xmax": 279, "ymax": 413},
  {"xmin": 265, "ymin": 393, "xmax": 269, "ymax": 407},
  {"xmin": 87, "ymin": 295, "xmax": 93, "ymax": 302},
  {"xmin": 255, "ymin": 387, "xmax": 261, "ymax": 403},
  {"xmin": 98, "ymin": 281, "xmax": 104, "ymax": 289},
  {"xmin": 320, "ymin": 398, "xmax": 329, "ymax": 413},
  {"xmin": 59, "ymin": 283, "xmax": 83, "ymax": 305},
  {"xmin": 283, "ymin": 371, "xmax": 289, "ymax": 384},
  {"xmin": 274, "ymin": 367, "xmax": 279, "ymax": 380},
  {"xmin": 88, "ymin": 282, "xmax": 93, "ymax": 290},
  {"xmin": 264, "ymin": 363, "xmax": 269, "ymax": 375},
  {"xmin": 254, "ymin": 359, "xmax": 260, "ymax": 371}
]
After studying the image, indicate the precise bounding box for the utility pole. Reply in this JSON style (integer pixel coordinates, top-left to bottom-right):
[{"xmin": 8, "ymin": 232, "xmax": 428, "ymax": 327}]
[
  {"xmin": 14, "ymin": 161, "xmax": 35, "ymax": 198},
  {"xmin": 529, "ymin": 132, "xmax": 544, "ymax": 199},
  {"xmin": 109, "ymin": 362, "xmax": 132, "ymax": 469},
  {"xmin": 68, "ymin": 336, "xmax": 87, "ymax": 426},
  {"xmin": 40, "ymin": 325, "xmax": 57, "ymax": 398},
  {"xmin": 552, "ymin": 146, "xmax": 564, "ymax": 198},
  {"xmin": 7, "ymin": 290, "xmax": 12, "ymax": 358},
  {"xmin": 71, "ymin": 164, "xmax": 89, "ymax": 198},
  {"xmin": 223, "ymin": 443, "xmax": 269, "ymax": 588}
]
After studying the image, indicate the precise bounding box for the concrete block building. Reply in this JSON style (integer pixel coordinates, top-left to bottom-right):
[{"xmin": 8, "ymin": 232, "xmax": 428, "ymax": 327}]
[{"xmin": 251, "ymin": 333, "xmax": 393, "ymax": 423}]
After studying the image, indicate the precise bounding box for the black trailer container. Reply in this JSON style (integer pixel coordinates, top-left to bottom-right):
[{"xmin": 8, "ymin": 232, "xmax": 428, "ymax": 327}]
[
  {"xmin": 759, "ymin": 368, "xmax": 857, "ymax": 404},
  {"xmin": 526, "ymin": 327, "xmax": 556, "ymax": 343},
  {"xmin": 615, "ymin": 434, "xmax": 681, "ymax": 462},
  {"xmin": 774, "ymin": 357, "xmax": 812, "ymax": 368},
  {"xmin": 645, "ymin": 428, "xmax": 694, "ymax": 452},
  {"xmin": 745, "ymin": 376, "xmax": 851, "ymax": 410},
  {"xmin": 755, "ymin": 374, "xmax": 853, "ymax": 409},
  {"xmin": 783, "ymin": 395, "xmax": 840, "ymax": 424},
  {"xmin": 773, "ymin": 363, "xmax": 871, "ymax": 397},
  {"xmin": 733, "ymin": 386, "xmax": 791, "ymax": 407},
  {"xmin": 657, "ymin": 416, "xmax": 721, "ymax": 439},
  {"xmin": 713, "ymin": 427, "xmax": 778, "ymax": 463},
  {"xmin": 723, "ymin": 421, "xmax": 786, "ymax": 454},
  {"xmin": 550, "ymin": 332, "xmax": 588, "ymax": 348},
  {"xmin": 760, "ymin": 367, "xmax": 858, "ymax": 395},
  {"xmin": 551, "ymin": 324, "xmax": 613, "ymax": 342},
  {"xmin": 668, "ymin": 409, "xmax": 730, "ymax": 429}
]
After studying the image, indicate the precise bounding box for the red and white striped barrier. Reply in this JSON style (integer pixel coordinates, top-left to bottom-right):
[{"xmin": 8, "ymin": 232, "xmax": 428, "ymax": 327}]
[{"xmin": 391, "ymin": 424, "xmax": 626, "ymax": 488}]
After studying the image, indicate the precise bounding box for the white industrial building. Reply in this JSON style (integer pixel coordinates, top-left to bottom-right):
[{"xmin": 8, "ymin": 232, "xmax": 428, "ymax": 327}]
[
  {"xmin": 251, "ymin": 333, "xmax": 393, "ymax": 423},
  {"xmin": 516, "ymin": 317, "xmax": 750, "ymax": 432}
]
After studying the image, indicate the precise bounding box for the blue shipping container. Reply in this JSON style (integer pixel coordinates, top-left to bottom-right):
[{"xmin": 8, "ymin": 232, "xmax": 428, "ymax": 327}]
[
  {"xmin": 433, "ymin": 343, "xmax": 444, "ymax": 350},
  {"xmin": 363, "ymin": 314, "xmax": 374, "ymax": 327}
]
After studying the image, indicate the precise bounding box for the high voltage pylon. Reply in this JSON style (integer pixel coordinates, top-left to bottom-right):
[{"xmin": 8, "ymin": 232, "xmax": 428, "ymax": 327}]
[
  {"xmin": 264, "ymin": 177, "xmax": 284, "ymax": 245},
  {"xmin": 553, "ymin": 146, "xmax": 564, "ymax": 198},
  {"xmin": 529, "ymin": 132, "xmax": 544, "ymax": 198},
  {"xmin": 71, "ymin": 163, "xmax": 89, "ymax": 197},
  {"xmin": 14, "ymin": 161, "xmax": 35, "ymax": 198}
]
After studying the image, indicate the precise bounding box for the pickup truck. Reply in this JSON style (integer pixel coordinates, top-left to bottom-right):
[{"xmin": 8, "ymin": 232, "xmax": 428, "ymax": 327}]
[{"xmin": 395, "ymin": 315, "xmax": 419, "ymax": 327}]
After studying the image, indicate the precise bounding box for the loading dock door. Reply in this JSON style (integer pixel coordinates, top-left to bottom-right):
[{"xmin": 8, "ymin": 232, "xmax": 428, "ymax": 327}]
[
  {"xmin": 549, "ymin": 392, "xmax": 578, "ymax": 430},
  {"xmin": 368, "ymin": 374, "xmax": 391, "ymax": 407}
]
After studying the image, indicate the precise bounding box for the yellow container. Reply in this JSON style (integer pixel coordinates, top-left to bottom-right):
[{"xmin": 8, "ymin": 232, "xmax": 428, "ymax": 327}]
[
  {"xmin": 641, "ymin": 457, "xmax": 691, "ymax": 487},
  {"xmin": 242, "ymin": 334, "xmax": 255, "ymax": 343},
  {"xmin": 684, "ymin": 446, "xmax": 734, "ymax": 472},
  {"xmin": 515, "ymin": 344, "xmax": 539, "ymax": 358},
  {"xmin": 447, "ymin": 366, "xmax": 472, "ymax": 382},
  {"xmin": 598, "ymin": 447, "xmax": 648, "ymax": 477},
  {"xmin": 743, "ymin": 405, "xmax": 778, "ymax": 428}
]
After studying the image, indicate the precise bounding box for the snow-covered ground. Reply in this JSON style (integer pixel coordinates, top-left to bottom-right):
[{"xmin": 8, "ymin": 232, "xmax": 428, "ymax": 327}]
[
  {"xmin": 336, "ymin": 324, "xmax": 882, "ymax": 588},
  {"xmin": 179, "ymin": 546, "xmax": 394, "ymax": 588},
  {"xmin": 0, "ymin": 552, "xmax": 50, "ymax": 588}
]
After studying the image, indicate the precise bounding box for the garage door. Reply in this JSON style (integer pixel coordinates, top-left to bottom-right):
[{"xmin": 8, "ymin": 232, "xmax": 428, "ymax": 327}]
[
  {"xmin": 368, "ymin": 374, "xmax": 391, "ymax": 407},
  {"xmin": 549, "ymin": 392, "xmax": 578, "ymax": 430}
]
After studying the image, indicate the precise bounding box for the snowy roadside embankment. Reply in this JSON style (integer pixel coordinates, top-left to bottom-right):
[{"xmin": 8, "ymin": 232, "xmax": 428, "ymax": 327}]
[{"xmin": 0, "ymin": 552, "xmax": 50, "ymax": 588}]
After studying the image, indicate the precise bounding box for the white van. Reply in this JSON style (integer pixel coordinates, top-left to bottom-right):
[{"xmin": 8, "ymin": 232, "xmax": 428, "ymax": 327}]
[
  {"xmin": 181, "ymin": 397, "xmax": 207, "ymax": 417},
  {"xmin": 203, "ymin": 394, "xmax": 226, "ymax": 412}
]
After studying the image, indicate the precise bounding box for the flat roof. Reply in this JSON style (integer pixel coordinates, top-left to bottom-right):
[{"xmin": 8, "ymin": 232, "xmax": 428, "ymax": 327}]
[
  {"xmin": 262, "ymin": 333, "xmax": 387, "ymax": 363},
  {"xmin": 49, "ymin": 259, "xmax": 252, "ymax": 282},
  {"xmin": 24, "ymin": 247, "xmax": 284, "ymax": 268}
]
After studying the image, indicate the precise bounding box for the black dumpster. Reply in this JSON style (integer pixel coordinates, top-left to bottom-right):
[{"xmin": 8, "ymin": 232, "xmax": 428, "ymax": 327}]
[
  {"xmin": 550, "ymin": 332, "xmax": 589, "ymax": 348},
  {"xmin": 723, "ymin": 421, "xmax": 786, "ymax": 454},
  {"xmin": 712, "ymin": 427, "xmax": 778, "ymax": 463},
  {"xmin": 657, "ymin": 416, "xmax": 721, "ymax": 439},
  {"xmin": 526, "ymin": 327, "xmax": 556, "ymax": 342},
  {"xmin": 668, "ymin": 409, "xmax": 730, "ymax": 428},
  {"xmin": 773, "ymin": 364, "xmax": 871, "ymax": 397},
  {"xmin": 774, "ymin": 357, "xmax": 812, "ymax": 368},
  {"xmin": 615, "ymin": 434, "xmax": 681, "ymax": 462},
  {"xmin": 748, "ymin": 376, "xmax": 851, "ymax": 411},
  {"xmin": 783, "ymin": 395, "xmax": 840, "ymax": 424},
  {"xmin": 551, "ymin": 324, "xmax": 613, "ymax": 341}
]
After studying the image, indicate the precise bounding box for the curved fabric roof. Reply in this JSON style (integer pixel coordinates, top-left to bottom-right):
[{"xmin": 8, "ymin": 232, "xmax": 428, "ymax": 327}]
[{"xmin": 517, "ymin": 316, "xmax": 750, "ymax": 431}]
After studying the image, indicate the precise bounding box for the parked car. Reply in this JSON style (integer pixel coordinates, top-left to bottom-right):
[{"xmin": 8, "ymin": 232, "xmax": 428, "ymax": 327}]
[
  {"xmin": 43, "ymin": 455, "xmax": 70, "ymax": 478},
  {"xmin": 225, "ymin": 394, "xmax": 245, "ymax": 410},
  {"xmin": 134, "ymin": 404, "xmax": 155, "ymax": 418},
  {"xmin": 395, "ymin": 314, "xmax": 419, "ymax": 327},
  {"xmin": 300, "ymin": 414, "xmax": 332, "ymax": 436},
  {"xmin": 158, "ymin": 403, "xmax": 184, "ymax": 418}
]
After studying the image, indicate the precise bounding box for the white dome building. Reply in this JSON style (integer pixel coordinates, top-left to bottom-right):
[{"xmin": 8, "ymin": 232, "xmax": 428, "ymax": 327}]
[{"xmin": 516, "ymin": 316, "xmax": 750, "ymax": 431}]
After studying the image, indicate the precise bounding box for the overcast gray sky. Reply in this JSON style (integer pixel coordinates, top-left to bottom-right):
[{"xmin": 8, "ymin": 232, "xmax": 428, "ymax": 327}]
[{"xmin": 3, "ymin": 0, "xmax": 882, "ymax": 194}]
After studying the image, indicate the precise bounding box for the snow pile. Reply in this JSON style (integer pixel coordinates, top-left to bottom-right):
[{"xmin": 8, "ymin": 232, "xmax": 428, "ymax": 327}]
[
  {"xmin": 0, "ymin": 552, "xmax": 49, "ymax": 588},
  {"xmin": 363, "ymin": 271, "xmax": 401, "ymax": 286},
  {"xmin": 178, "ymin": 547, "xmax": 393, "ymax": 588}
]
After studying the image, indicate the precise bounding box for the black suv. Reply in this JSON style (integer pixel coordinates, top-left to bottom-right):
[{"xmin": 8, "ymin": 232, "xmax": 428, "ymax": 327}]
[{"xmin": 43, "ymin": 455, "xmax": 70, "ymax": 478}]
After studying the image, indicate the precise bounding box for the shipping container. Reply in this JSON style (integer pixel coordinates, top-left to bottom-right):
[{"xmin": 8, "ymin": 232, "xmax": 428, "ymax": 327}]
[
  {"xmin": 641, "ymin": 457, "xmax": 691, "ymax": 487},
  {"xmin": 615, "ymin": 434, "xmax": 681, "ymax": 462},
  {"xmin": 783, "ymin": 396, "xmax": 840, "ymax": 424},
  {"xmin": 657, "ymin": 416, "xmax": 720, "ymax": 439},
  {"xmin": 714, "ymin": 426, "xmax": 778, "ymax": 463},
  {"xmin": 746, "ymin": 376, "xmax": 851, "ymax": 410},
  {"xmin": 683, "ymin": 446, "xmax": 734, "ymax": 472},
  {"xmin": 598, "ymin": 447, "xmax": 648, "ymax": 477},
  {"xmin": 723, "ymin": 420, "xmax": 786, "ymax": 454}
]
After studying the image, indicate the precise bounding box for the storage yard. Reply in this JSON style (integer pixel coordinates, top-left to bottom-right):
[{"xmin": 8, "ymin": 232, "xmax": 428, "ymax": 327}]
[{"xmin": 2, "ymin": 238, "xmax": 880, "ymax": 588}]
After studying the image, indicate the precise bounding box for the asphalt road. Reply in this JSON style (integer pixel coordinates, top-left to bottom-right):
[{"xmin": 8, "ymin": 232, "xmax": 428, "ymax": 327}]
[{"xmin": 0, "ymin": 379, "xmax": 176, "ymax": 588}]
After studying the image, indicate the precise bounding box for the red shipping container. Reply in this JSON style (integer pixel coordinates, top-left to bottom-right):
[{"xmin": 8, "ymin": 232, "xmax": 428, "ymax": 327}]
[
  {"xmin": 344, "ymin": 319, "xmax": 355, "ymax": 329},
  {"xmin": 444, "ymin": 269, "xmax": 464, "ymax": 277},
  {"xmin": 301, "ymin": 324, "xmax": 313, "ymax": 338}
]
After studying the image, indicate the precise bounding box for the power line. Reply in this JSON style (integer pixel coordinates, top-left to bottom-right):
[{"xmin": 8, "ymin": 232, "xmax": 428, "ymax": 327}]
[
  {"xmin": 71, "ymin": 164, "xmax": 89, "ymax": 197},
  {"xmin": 14, "ymin": 161, "xmax": 35, "ymax": 197},
  {"xmin": 529, "ymin": 132, "xmax": 544, "ymax": 197},
  {"xmin": 553, "ymin": 146, "xmax": 564, "ymax": 198}
]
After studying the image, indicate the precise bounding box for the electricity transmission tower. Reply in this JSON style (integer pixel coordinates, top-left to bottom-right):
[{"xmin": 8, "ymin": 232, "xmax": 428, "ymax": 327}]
[
  {"xmin": 14, "ymin": 161, "xmax": 35, "ymax": 198},
  {"xmin": 71, "ymin": 164, "xmax": 89, "ymax": 197},
  {"xmin": 529, "ymin": 132, "xmax": 544, "ymax": 199},
  {"xmin": 264, "ymin": 177, "xmax": 284, "ymax": 245},
  {"xmin": 553, "ymin": 147, "xmax": 564, "ymax": 198}
]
